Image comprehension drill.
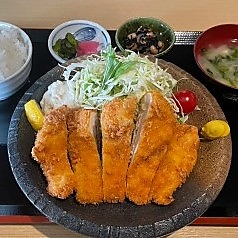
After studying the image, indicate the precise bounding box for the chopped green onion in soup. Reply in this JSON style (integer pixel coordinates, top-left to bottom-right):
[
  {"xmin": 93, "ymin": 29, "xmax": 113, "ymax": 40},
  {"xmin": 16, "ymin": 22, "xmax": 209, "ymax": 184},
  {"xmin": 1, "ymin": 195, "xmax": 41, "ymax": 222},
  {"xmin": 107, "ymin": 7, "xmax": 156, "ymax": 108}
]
[{"xmin": 199, "ymin": 44, "xmax": 238, "ymax": 88}]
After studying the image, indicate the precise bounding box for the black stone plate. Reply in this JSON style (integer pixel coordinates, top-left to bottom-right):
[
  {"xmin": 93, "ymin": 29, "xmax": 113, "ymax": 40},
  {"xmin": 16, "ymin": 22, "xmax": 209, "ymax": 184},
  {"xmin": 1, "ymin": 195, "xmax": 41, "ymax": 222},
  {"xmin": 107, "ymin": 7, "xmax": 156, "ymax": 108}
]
[{"xmin": 7, "ymin": 59, "xmax": 232, "ymax": 238}]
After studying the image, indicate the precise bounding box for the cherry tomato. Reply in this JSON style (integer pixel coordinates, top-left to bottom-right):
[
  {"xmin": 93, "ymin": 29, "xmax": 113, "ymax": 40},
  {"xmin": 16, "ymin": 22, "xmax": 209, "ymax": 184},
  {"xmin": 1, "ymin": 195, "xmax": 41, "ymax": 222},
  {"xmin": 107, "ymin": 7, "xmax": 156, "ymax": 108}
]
[{"xmin": 173, "ymin": 90, "xmax": 197, "ymax": 114}]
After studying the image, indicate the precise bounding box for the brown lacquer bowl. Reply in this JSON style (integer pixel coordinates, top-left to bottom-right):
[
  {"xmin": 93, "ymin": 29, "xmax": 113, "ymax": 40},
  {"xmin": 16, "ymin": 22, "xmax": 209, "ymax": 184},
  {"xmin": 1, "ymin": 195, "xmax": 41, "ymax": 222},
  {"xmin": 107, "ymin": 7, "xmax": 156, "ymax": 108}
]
[{"xmin": 8, "ymin": 59, "xmax": 232, "ymax": 238}]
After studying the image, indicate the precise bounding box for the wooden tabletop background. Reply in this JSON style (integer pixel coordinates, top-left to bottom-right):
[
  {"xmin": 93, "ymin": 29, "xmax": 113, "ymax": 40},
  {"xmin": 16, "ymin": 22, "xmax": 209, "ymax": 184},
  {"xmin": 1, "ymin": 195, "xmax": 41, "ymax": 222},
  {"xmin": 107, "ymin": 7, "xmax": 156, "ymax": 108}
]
[
  {"xmin": 1, "ymin": 224, "xmax": 238, "ymax": 237},
  {"xmin": 1, "ymin": 0, "xmax": 238, "ymax": 237},
  {"xmin": 1, "ymin": 0, "xmax": 238, "ymax": 31}
]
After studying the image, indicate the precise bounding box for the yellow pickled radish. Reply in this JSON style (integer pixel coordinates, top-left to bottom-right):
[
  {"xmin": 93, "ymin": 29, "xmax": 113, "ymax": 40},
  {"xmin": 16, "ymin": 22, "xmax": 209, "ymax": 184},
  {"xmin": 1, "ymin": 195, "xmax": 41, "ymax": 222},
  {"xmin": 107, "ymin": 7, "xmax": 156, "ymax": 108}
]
[
  {"xmin": 201, "ymin": 120, "xmax": 230, "ymax": 140},
  {"xmin": 24, "ymin": 99, "xmax": 44, "ymax": 131}
]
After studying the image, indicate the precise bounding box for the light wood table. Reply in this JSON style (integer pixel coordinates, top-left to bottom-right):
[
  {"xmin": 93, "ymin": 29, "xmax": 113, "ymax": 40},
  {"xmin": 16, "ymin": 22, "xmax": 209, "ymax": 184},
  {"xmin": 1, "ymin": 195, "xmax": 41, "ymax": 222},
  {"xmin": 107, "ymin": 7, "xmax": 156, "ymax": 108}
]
[
  {"xmin": 1, "ymin": 224, "xmax": 238, "ymax": 237},
  {"xmin": 1, "ymin": 0, "xmax": 238, "ymax": 31},
  {"xmin": 0, "ymin": 216, "xmax": 238, "ymax": 237}
]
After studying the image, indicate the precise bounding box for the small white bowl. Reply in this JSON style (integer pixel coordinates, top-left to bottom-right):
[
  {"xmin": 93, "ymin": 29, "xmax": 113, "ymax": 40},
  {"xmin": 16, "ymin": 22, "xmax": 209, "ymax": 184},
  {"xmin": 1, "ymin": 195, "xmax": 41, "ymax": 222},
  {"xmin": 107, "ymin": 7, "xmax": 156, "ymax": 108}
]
[
  {"xmin": 48, "ymin": 20, "xmax": 111, "ymax": 63},
  {"xmin": 0, "ymin": 21, "xmax": 33, "ymax": 101}
]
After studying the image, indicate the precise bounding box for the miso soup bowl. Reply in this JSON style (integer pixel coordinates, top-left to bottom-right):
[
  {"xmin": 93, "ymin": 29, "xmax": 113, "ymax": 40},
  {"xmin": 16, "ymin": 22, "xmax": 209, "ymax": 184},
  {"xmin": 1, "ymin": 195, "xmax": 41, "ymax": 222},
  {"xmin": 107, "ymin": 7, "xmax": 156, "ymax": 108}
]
[{"xmin": 194, "ymin": 24, "xmax": 238, "ymax": 91}]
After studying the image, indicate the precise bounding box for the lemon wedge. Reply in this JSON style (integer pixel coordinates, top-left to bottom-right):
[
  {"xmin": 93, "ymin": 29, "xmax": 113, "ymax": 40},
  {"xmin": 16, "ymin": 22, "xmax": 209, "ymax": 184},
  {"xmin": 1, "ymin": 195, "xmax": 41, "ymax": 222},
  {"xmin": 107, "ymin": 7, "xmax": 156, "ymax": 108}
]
[
  {"xmin": 201, "ymin": 120, "xmax": 230, "ymax": 140},
  {"xmin": 24, "ymin": 99, "xmax": 44, "ymax": 131}
]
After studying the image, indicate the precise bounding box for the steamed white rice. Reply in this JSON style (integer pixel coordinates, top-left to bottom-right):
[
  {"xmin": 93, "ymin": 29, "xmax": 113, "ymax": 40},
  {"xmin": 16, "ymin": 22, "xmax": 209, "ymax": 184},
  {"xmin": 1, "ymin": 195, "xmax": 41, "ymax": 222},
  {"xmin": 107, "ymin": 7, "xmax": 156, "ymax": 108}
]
[{"xmin": 0, "ymin": 28, "xmax": 28, "ymax": 81}]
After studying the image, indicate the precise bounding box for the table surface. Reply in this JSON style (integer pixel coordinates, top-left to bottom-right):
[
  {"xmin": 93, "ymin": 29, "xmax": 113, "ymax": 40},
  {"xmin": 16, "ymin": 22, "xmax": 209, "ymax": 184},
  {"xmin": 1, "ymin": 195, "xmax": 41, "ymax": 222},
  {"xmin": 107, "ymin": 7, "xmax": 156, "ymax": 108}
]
[
  {"xmin": 0, "ymin": 29, "xmax": 238, "ymax": 238},
  {"xmin": 1, "ymin": 0, "xmax": 238, "ymax": 31},
  {"xmin": 0, "ymin": 224, "xmax": 238, "ymax": 238}
]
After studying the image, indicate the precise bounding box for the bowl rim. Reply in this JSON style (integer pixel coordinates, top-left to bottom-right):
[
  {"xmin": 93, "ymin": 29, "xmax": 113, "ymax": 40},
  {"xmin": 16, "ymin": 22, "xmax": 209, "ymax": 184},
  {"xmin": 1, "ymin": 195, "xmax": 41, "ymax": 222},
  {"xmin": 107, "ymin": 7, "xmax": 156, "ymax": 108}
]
[
  {"xmin": 0, "ymin": 21, "xmax": 33, "ymax": 84},
  {"xmin": 193, "ymin": 24, "xmax": 238, "ymax": 90},
  {"xmin": 115, "ymin": 16, "xmax": 176, "ymax": 57},
  {"xmin": 48, "ymin": 19, "xmax": 111, "ymax": 63}
]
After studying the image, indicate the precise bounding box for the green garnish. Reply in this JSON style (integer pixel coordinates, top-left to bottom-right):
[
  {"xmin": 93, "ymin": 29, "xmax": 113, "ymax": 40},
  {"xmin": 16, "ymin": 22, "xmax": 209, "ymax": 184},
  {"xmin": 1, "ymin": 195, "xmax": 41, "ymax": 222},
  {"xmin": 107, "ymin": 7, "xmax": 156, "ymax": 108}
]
[
  {"xmin": 201, "ymin": 45, "xmax": 238, "ymax": 88},
  {"xmin": 53, "ymin": 33, "xmax": 77, "ymax": 59},
  {"xmin": 61, "ymin": 46, "xmax": 178, "ymax": 110}
]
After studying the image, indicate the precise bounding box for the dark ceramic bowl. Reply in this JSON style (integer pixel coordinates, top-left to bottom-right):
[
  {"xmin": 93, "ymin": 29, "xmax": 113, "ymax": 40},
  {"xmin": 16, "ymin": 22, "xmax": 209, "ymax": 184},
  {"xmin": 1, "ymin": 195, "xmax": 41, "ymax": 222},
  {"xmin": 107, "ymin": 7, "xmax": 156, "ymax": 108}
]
[
  {"xmin": 115, "ymin": 17, "xmax": 175, "ymax": 57},
  {"xmin": 194, "ymin": 24, "xmax": 238, "ymax": 91},
  {"xmin": 7, "ymin": 59, "xmax": 231, "ymax": 238}
]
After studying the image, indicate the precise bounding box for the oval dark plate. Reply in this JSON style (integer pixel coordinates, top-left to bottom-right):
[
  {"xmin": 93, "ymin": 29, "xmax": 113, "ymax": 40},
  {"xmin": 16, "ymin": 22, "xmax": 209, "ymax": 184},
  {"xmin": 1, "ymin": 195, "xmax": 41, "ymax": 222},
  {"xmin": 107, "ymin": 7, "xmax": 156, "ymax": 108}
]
[{"xmin": 7, "ymin": 59, "xmax": 232, "ymax": 238}]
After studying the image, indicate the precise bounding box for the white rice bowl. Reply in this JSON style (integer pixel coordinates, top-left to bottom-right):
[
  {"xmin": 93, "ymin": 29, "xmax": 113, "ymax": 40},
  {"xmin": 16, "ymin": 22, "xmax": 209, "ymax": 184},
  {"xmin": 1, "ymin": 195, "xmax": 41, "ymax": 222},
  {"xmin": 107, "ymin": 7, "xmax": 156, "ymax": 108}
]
[{"xmin": 0, "ymin": 21, "xmax": 32, "ymax": 100}]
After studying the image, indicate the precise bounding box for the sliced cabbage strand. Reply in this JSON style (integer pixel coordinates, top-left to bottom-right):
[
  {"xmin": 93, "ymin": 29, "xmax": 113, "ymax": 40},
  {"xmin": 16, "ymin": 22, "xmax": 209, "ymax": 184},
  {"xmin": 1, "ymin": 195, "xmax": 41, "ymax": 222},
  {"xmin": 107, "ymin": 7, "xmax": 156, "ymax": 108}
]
[{"xmin": 60, "ymin": 47, "xmax": 178, "ymax": 112}]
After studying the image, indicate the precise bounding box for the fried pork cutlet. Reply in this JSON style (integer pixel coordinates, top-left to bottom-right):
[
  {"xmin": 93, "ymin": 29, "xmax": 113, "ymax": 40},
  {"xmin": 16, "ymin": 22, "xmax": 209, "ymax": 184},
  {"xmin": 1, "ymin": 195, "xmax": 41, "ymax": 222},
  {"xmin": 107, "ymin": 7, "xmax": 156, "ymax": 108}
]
[
  {"xmin": 101, "ymin": 96, "xmax": 138, "ymax": 203},
  {"xmin": 31, "ymin": 106, "xmax": 75, "ymax": 199},
  {"xmin": 150, "ymin": 123, "xmax": 199, "ymax": 205},
  {"xmin": 126, "ymin": 91, "xmax": 177, "ymax": 205},
  {"xmin": 67, "ymin": 108, "xmax": 103, "ymax": 204}
]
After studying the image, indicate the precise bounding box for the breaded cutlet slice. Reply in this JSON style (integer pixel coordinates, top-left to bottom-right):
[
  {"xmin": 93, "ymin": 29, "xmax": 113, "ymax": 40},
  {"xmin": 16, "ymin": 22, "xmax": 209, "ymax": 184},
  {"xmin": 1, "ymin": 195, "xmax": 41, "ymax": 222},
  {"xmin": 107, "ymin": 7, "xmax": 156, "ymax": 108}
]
[
  {"xmin": 150, "ymin": 123, "xmax": 199, "ymax": 205},
  {"xmin": 31, "ymin": 106, "xmax": 75, "ymax": 199},
  {"xmin": 101, "ymin": 96, "xmax": 138, "ymax": 203},
  {"xmin": 126, "ymin": 91, "xmax": 177, "ymax": 205},
  {"xmin": 67, "ymin": 108, "xmax": 103, "ymax": 204}
]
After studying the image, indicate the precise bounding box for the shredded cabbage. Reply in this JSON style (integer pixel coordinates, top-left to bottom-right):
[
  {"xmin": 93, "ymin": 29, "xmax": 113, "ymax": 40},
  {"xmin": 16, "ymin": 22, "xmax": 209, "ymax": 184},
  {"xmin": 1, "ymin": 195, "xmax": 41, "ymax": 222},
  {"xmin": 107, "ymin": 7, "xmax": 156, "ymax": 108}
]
[{"xmin": 60, "ymin": 47, "xmax": 178, "ymax": 111}]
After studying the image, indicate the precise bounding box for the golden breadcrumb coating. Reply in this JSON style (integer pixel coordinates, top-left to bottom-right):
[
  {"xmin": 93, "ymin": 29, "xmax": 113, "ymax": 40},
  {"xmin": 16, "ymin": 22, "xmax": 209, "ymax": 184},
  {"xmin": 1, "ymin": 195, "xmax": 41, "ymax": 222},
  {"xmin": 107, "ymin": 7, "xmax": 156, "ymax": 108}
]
[
  {"xmin": 101, "ymin": 96, "xmax": 138, "ymax": 203},
  {"xmin": 67, "ymin": 108, "xmax": 103, "ymax": 204},
  {"xmin": 150, "ymin": 124, "xmax": 199, "ymax": 205},
  {"xmin": 32, "ymin": 106, "xmax": 75, "ymax": 199},
  {"xmin": 126, "ymin": 91, "xmax": 177, "ymax": 205}
]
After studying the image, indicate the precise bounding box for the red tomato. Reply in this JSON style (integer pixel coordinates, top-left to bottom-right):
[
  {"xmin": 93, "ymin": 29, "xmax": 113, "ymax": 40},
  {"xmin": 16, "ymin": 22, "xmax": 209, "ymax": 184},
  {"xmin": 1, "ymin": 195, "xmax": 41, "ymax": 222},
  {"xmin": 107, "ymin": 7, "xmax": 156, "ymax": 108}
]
[{"xmin": 173, "ymin": 90, "xmax": 197, "ymax": 114}]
